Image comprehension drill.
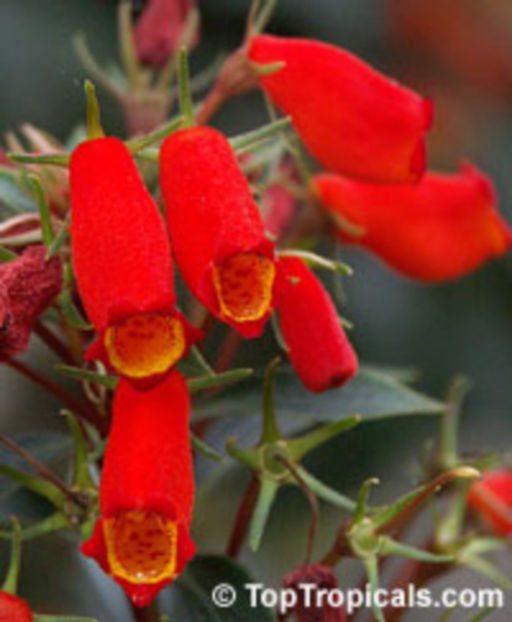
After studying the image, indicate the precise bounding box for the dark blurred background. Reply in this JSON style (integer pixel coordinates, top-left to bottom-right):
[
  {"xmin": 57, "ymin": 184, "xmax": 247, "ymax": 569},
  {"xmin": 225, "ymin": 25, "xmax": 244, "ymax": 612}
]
[{"xmin": 0, "ymin": 1, "xmax": 511, "ymax": 619}]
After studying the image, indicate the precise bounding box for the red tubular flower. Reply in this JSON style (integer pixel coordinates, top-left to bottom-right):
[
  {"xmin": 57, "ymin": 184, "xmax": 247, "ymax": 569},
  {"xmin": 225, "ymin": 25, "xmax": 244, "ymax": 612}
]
[
  {"xmin": 82, "ymin": 371, "xmax": 195, "ymax": 606},
  {"xmin": 159, "ymin": 127, "xmax": 277, "ymax": 337},
  {"xmin": 0, "ymin": 246, "xmax": 61, "ymax": 360},
  {"xmin": 277, "ymin": 256, "xmax": 358, "ymax": 393},
  {"xmin": 134, "ymin": 0, "xmax": 198, "ymax": 67},
  {"xmin": 314, "ymin": 164, "xmax": 512, "ymax": 282},
  {"xmin": 248, "ymin": 35, "xmax": 433, "ymax": 184},
  {"xmin": 0, "ymin": 592, "xmax": 32, "ymax": 621},
  {"xmin": 468, "ymin": 470, "xmax": 512, "ymax": 537},
  {"xmin": 70, "ymin": 137, "xmax": 199, "ymax": 387}
]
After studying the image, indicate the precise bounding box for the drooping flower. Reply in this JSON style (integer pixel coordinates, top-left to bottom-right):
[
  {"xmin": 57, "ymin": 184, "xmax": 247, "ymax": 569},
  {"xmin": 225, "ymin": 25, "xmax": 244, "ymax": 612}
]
[
  {"xmin": 248, "ymin": 35, "xmax": 433, "ymax": 185},
  {"xmin": 314, "ymin": 164, "xmax": 512, "ymax": 282},
  {"xmin": 0, "ymin": 591, "xmax": 32, "ymax": 621},
  {"xmin": 70, "ymin": 137, "xmax": 200, "ymax": 387},
  {"xmin": 0, "ymin": 246, "xmax": 62, "ymax": 360},
  {"xmin": 134, "ymin": 0, "xmax": 198, "ymax": 67},
  {"xmin": 281, "ymin": 563, "xmax": 347, "ymax": 621},
  {"xmin": 159, "ymin": 126, "xmax": 277, "ymax": 337},
  {"xmin": 277, "ymin": 256, "xmax": 358, "ymax": 393},
  {"xmin": 82, "ymin": 371, "xmax": 196, "ymax": 607},
  {"xmin": 468, "ymin": 470, "xmax": 512, "ymax": 537}
]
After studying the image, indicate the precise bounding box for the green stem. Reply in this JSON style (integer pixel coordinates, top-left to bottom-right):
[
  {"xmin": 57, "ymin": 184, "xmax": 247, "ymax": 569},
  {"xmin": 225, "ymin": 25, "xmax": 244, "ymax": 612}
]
[{"xmin": 178, "ymin": 47, "xmax": 195, "ymax": 127}]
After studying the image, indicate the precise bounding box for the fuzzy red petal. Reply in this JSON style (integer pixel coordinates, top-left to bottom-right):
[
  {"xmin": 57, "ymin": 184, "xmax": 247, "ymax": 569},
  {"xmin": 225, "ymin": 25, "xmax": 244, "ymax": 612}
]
[
  {"xmin": 314, "ymin": 164, "xmax": 512, "ymax": 282},
  {"xmin": 277, "ymin": 256, "xmax": 358, "ymax": 393},
  {"xmin": 0, "ymin": 591, "xmax": 32, "ymax": 621},
  {"xmin": 134, "ymin": 0, "xmax": 198, "ymax": 67},
  {"xmin": 0, "ymin": 246, "xmax": 61, "ymax": 359},
  {"xmin": 159, "ymin": 127, "xmax": 277, "ymax": 337},
  {"xmin": 248, "ymin": 35, "xmax": 432, "ymax": 184},
  {"xmin": 71, "ymin": 137, "xmax": 178, "ymax": 330},
  {"xmin": 468, "ymin": 470, "xmax": 512, "ymax": 537}
]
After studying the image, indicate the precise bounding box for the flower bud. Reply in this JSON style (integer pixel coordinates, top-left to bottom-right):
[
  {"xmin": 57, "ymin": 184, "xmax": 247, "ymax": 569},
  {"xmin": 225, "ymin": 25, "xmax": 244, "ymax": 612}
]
[
  {"xmin": 468, "ymin": 469, "xmax": 512, "ymax": 537},
  {"xmin": 277, "ymin": 256, "xmax": 358, "ymax": 393},
  {"xmin": 134, "ymin": 0, "xmax": 198, "ymax": 67}
]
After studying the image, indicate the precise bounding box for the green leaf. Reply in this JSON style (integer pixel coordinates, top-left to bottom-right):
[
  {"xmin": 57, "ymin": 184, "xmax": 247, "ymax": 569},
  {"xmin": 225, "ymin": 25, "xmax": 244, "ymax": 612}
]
[
  {"xmin": 0, "ymin": 432, "xmax": 73, "ymax": 501},
  {"xmin": 55, "ymin": 364, "xmax": 117, "ymax": 390},
  {"xmin": 378, "ymin": 536, "xmax": 454, "ymax": 563},
  {"xmin": 230, "ymin": 118, "xmax": 291, "ymax": 154},
  {"xmin": 278, "ymin": 249, "xmax": 353, "ymax": 276},
  {"xmin": 191, "ymin": 433, "xmax": 225, "ymax": 463},
  {"xmin": 0, "ymin": 247, "xmax": 17, "ymax": 262},
  {"xmin": 248, "ymin": 477, "xmax": 279, "ymax": 551},
  {"xmin": 188, "ymin": 369, "xmax": 253, "ymax": 394},
  {"xmin": 7, "ymin": 153, "xmax": 69, "ymax": 167},
  {"xmin": 295, "ymin": 466, "xmax": 356, "ymax": 512},
  {"xmin": 168, "ymin": 555, "xmax": 275, "ymax": 621},
  {"xmin": 58, "ymin": 286, "xmax": 92, "ymax": 330},
  {"xmin": 196, "ymin": 366, "xmax": 444, "ymax": 428},
  {"xmin": 288, "ymin": 415, "xmax": 361, "ymax": 460},
  {"xmin": 46, "ymin": 215, "xmax": 69, "ymax": 259},
  {"xmin": 0, "ymin": 465, "xmax": 65, "ymax": 507},
  {"xmin": 28, "ymin": 175, "xmax": 53, "ymax": 245}
]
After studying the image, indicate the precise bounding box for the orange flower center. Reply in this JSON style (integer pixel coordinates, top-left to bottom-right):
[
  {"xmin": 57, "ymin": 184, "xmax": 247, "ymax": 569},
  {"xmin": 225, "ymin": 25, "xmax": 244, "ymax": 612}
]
[
  {"xmin": 212, "ymin": 253, "xmax": 275, "ymax": 322},
  {"xmin": 104, "ymin": 313, "xmax": 185, "ymax": 379},
  {"xmin": 103, "ymin": 510, "xmax": 178, "ymax": 584}
]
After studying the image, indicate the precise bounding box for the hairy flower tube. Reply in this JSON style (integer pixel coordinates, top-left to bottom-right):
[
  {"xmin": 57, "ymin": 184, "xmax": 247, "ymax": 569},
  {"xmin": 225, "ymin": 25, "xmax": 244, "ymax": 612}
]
[
  {"xmin": 134, "ymin": 0, "xmax": 198, "ymax": 67},
  {"xmin": 0, "ymin": 246, "xmax": 61, "ymax": 360},
  {"xmin": 160, "ymin": 126, "xmax": 277, "ymax": 337},
  {"xmin": 468, "ymin": 470, "xmax": 512, "ymax": 537},
  {"xmin": 314, "ymin": 164, "xmax": 512, "ymax": 282},
  {"xmin": 0, "ymin": 592, "xmax": 32, "ymax": 622},
  {"xmin": 82, "ymin": 371, "xmax": 195, "ymax": 606},
  {"xmin": 70, "ymin": 137, "xmax": 199, "ymax": 386},
  {"xmin": 248, "ymin": 35, "xmax": 432, "ymax": 184},
  {"xmin": 277, "ymin": 256, "xmax": 358, "ymax": 393}
]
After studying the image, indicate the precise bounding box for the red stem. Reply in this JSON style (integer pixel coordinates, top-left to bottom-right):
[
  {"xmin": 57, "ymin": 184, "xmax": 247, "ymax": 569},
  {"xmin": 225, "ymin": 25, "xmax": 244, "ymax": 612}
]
[
  {"xmin": 6, "ymin": 357, "xmax": 109, "ymax": 436},
  {"xmin": 34, "ymin": 320, "xmax": 74, "ymax": 364}
]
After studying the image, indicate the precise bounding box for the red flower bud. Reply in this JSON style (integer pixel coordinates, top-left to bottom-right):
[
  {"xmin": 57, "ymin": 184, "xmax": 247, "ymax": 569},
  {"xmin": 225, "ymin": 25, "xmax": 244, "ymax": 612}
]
[
  {"xmin": 0, "ymin": 591, "xmax": 32, "ymax": 621},
  {"xmin": 134, "ymin": 0, "xmax": 198, "ymax": 67},
  {"xmin": 159, "ymin": 127, "xmax": 277, "ymax": 337},
  {"xmin": 281, "ymin": 564, "xmax": 347, "ymax": 621},
  {"xmin": 314, "ymin": 164, "xmax": 512, "ymax": 282},
  {"xmin": 82, "ymin": 371, "xmax": 196, "ymax": 607},
  {"xmin": 0, "ymin": 246, "xmax": 61, "ymax": 359},
  {"xmin": 468, "ymin": 470, "xmax": 512, "ymax": 537},
  {"xmin": 277, "ymin": 256, "xmax": 358, "ymax": 393},
  {"xmin": 70, "ymin": 137, "xmax": 199, "ymax": 386},
  {"xmin": 248, "ymin": 35, "xmax": 432, "ymax": 185}
]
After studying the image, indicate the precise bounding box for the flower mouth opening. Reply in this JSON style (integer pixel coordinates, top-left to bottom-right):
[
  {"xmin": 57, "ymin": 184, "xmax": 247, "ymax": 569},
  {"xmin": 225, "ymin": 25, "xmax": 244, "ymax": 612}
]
[
  {"xmin": 212, "ymin": 252, "xmax": 275, "ymax": 323},
  {"xmin": 103, "ymin": 510, "xmax": 178, "ymax": 584},
  {"xmin": 104, "ymin": 313, "xmax": 185, "ymax": 379}
]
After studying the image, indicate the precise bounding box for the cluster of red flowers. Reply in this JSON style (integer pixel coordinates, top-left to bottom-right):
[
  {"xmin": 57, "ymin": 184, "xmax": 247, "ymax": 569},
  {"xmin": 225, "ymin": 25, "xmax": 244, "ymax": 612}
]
[
  {"xmin": 62, "ymin": 11, "xmax": 511, "ymax": 611},
  {"xmin": 247, "ymin": 34, "xmax": 511, "ymax": 282}
]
